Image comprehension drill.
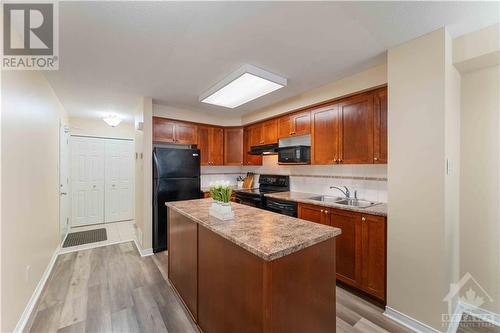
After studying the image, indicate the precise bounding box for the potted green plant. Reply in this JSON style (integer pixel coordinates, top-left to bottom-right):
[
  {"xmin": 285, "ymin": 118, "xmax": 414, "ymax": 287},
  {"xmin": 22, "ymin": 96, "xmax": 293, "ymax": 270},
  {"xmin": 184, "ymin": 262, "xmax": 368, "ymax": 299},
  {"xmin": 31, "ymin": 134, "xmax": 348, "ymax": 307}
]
[{"xmin": 208, "ymin": 181, "xmax": 234, "ymax": 220}]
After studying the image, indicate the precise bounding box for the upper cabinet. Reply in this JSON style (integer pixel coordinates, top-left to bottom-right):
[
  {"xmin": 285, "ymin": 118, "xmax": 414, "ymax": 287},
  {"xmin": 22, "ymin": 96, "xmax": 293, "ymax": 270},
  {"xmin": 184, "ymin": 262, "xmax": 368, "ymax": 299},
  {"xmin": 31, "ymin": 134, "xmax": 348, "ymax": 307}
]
[
  {"xmin": 248, "ymin": 119, "xmax": 278, "ymax": 146},
  {"xmin": 373, "ymin": 88, "xmax": 388, "ymax": 164},
  {"xmin": 243, "ymin": 127, "xmax": 262, "ymax": 166},
  {"xmin": 153, "ymin": 117, "xmax": 176, "ymax": 143},
  {"xmin": 278, "ymin": 111, "xmax": 311, "ymax": 139},
  {"xmin": 198, "ymin": 126, "xmax": 224, "ymax": 166},
  {"xmin": 311, "ymin": 104, "xmax": 339, "ymax": 164},
  {"xmin": 310, "ymin": 87, "xmax": 387, "ymax": 165},
  {"xmin": 153, "ymin": 117, "xmax": 197, "ymax": 144},
  {"xmin": 152, "ymin": 87, "xmax": 387, "ymax": 166},
  {"xmin": 338, "ymin": 93, "xmax": 374, "ymax": 164},
  {"xmin": 224, "ymin": 127, "xmax": 243, "ymax": 166}
]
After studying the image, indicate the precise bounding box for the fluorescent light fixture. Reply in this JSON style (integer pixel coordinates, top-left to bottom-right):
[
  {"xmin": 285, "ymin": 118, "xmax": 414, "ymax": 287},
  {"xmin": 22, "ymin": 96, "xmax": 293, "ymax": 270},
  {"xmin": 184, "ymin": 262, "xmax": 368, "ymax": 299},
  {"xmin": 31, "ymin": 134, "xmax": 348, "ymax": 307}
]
[
  {"xmin": 103, "ymin": 115, "xmax": 122, "ymax": 127},
  {"xmin": 200, "ymin": 64, "xmax": 287, "ymax": 108}
]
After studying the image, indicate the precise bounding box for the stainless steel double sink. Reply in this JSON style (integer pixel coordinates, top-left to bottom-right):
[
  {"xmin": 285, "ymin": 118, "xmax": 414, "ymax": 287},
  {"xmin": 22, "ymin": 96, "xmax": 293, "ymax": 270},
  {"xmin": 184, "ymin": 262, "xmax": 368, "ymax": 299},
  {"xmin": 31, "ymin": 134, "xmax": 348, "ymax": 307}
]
[{"xmin": 307, "ymin": 195, "xmax": 379, "ymax": 208}]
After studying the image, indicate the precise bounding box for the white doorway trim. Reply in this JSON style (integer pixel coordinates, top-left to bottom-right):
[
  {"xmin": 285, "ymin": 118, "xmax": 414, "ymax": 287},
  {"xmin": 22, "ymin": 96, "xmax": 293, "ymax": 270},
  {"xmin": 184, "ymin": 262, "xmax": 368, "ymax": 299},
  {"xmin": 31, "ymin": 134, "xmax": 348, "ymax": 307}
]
[{"xmin": 59, "ymin": 121, "xmax": 70, "ymax": 241}]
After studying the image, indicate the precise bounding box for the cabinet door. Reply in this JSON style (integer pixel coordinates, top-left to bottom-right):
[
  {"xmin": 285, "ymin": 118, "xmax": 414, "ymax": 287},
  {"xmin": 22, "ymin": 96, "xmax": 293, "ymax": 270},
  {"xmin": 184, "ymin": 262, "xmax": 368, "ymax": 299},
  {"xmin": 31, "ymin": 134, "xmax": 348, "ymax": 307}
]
[
  {"xmin": 329, "ymin": 209, "xmax": 361, "ymax": 287},
  {"xmin": 175, "ymin": 122, "xmax": 198, "ymax": 144},
  {"xmin": 209, "ymin": 127, "xmax": 224, "ymax": 165},
  {"xmin": 292, "ymin": 111, "xmax": 311, "ymax": 136},
  {"xmin": 278, "ymin": 115, "xmax": 293, "ymax": 139},
  {"xmin": 339, "ymin": 94, "xmax": 374, "ymax": 164},
  {"xmin": 373, "ymin": 88, "xmax": 387, "ymax": 164},
  {"xmin": 249, "ymin": 124, "xmax": 263, "ymax": 146},
  {"xmin": 298, "ymin": 203, "xmax": 328, "ymax": 226},
  {"xmin": 262, "ymin": 119, "xmax": 278, "ymax": 144},
  {"xmin": 311, "ymin": 105, "xmax": 339, "ymax": 164},
  {"xmin": 243, "ymin": 127, "xmax": 262, "ymax": 165},
  {"xmin": 197, "ymin": 126, "xmax": 210, "ymax": 166},
  {"xmin": 153, "ymin": 117, "xmax": 175, "ymax": 143},
  {"xmin": 224, "ymin": 128, "xmax": 243, "ymax": 166},
  {"xmin": 360, "ymin": 214, "xmax": 386, "ymax": 301}
]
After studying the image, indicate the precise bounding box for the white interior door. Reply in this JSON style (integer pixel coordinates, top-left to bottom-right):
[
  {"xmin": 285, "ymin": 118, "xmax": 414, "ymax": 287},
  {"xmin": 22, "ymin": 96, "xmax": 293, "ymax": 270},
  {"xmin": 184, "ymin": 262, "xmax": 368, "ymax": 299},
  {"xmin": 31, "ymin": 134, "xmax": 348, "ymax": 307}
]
[
  {"xmin": 105, "ymin": 139, "xmax": 134, "ymax": 223},
  {"xmin": 71, "ymin": 136, "xmax": 105, "ymax": 226},
  {"xmin": 59, "ymin": 123, "xmax": 70, "ymax": 240}
]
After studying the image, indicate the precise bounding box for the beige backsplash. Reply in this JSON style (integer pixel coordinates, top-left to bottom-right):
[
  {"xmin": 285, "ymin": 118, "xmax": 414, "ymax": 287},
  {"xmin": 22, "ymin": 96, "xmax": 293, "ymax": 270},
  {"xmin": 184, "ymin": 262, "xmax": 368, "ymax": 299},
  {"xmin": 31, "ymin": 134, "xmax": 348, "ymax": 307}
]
[{"xmin": 201, "ymin": 155, "xmax": 388, "ymax": 203}]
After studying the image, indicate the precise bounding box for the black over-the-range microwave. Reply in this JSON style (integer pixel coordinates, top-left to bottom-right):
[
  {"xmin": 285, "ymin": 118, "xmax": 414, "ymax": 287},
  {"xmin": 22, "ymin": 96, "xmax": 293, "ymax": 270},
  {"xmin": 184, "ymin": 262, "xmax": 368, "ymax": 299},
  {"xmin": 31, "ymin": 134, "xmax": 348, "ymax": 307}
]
[{"xmin": 277, "ymin": 145, "xmax": 311, "ymax": 164}]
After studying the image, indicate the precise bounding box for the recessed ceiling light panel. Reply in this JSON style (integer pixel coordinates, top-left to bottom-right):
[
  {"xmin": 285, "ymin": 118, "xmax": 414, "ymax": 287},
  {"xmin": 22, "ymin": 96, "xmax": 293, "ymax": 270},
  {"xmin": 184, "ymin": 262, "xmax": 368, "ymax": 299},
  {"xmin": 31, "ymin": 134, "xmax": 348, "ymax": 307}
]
[{"xmin": 200, "ymin": 64, "xmax": 287, "ymax": 108}]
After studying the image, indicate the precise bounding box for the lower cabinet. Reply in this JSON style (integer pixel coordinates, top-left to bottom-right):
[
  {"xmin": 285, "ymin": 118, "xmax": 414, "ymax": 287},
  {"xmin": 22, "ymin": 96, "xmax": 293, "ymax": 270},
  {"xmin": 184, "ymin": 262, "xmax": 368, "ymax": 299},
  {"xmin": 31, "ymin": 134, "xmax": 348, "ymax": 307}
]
[{"xmin": 298, "ymin": 203, "xmax": 386, "ymax": 303}]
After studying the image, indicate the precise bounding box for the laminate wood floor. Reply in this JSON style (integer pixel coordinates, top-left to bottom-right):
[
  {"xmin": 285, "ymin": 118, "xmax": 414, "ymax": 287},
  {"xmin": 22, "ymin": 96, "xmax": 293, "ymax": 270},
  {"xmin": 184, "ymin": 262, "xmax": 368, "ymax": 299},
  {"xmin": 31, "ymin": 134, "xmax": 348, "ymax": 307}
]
[{"xmin": 25, "ymin": 242, "xmax": 496, "ymax": 333}]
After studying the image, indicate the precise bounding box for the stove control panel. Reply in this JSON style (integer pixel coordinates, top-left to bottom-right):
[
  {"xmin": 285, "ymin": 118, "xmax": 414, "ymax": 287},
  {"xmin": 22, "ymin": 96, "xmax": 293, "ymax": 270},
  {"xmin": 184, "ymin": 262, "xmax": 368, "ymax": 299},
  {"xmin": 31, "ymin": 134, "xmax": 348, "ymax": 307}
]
[{"xmin": 259, "ymin": 175, "xmax": 289, "ymax": 186}]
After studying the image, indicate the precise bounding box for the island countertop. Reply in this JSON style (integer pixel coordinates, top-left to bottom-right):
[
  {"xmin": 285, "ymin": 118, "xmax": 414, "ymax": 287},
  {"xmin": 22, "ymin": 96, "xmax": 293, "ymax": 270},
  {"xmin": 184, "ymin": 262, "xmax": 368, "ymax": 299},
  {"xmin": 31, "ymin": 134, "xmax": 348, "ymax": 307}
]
[
  {"xmin": 265, "ymin": 191, "xmax": 388, "ymax": 217},
  {"xmin": 166, "ymin": 198, "xmax": 341, "ymax": 261}
]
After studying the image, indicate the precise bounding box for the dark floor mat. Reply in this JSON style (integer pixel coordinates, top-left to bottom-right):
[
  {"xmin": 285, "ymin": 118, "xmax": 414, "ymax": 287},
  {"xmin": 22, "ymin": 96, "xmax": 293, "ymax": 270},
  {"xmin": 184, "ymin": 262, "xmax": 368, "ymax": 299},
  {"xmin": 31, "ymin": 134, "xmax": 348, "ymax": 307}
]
[{"xmin": 63, "ymin": 228, "xmax": 107, "ymax": 248}]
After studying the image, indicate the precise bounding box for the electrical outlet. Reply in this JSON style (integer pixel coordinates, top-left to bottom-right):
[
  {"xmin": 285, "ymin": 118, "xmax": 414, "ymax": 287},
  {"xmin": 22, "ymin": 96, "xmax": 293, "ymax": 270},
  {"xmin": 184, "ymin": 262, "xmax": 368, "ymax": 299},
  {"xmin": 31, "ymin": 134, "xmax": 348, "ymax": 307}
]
[{"xmin": 26, "ymin": 265, "xmax": 31, "ymax": 282}]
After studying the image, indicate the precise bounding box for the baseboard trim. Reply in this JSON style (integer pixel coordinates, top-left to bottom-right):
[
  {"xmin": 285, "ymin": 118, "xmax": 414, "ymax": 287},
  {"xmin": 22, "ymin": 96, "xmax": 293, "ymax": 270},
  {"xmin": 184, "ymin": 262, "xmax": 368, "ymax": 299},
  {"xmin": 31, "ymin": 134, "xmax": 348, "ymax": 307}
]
[
  {"xmin": 132, "ymin": 239, "xmax": 153, "ymax": 257},
  {"xmin": 384, "ymin": 306, "xmax": 443, "ymax": 333},
  {"xmin": 14, "ymin": 245, "xmax": 61, "ymax": 333}
]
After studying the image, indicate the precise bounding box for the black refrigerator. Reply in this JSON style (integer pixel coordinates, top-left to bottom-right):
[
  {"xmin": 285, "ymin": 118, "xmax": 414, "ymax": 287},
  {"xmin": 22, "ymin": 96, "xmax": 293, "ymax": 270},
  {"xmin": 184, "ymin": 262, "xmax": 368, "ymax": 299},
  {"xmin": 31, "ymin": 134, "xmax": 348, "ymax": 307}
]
[{"xmin": 153, "ymin": 147, "xmax": 201, "ymax": 253}]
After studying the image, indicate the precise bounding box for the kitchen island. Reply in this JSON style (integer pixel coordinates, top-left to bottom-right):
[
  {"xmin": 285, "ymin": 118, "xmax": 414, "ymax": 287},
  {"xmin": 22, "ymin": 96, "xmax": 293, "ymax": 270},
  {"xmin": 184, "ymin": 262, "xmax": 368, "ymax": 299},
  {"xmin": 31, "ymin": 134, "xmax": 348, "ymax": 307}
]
[{"xmin": 166, "ymin": 198, "xmax": 341, "ymax": 333}]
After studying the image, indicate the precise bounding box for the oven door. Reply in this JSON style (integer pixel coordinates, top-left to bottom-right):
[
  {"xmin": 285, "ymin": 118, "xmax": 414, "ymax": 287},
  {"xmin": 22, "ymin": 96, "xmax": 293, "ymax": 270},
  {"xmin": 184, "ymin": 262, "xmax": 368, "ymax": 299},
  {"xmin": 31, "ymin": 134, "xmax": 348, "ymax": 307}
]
[
  {"xmin": 266, "ymin": 198, "xmax": 297, "ymax": 217},
  {"xmin": 235, "ymin": 193, "xmax": 262, "ymax": 208}
]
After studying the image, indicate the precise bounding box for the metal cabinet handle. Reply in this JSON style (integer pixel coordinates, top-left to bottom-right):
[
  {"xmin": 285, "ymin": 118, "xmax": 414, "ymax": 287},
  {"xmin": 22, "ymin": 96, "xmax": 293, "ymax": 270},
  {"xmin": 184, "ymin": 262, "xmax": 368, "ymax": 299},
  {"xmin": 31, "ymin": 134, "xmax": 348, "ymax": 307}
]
[
  {"xmin": 321, "ymin": 209, "xmax": 324, "ymax": 213},
  {"xmin": 374, "ymin": 157, "xmax": 379, "ymax": 161},
  {"xmin": 325, "ymin": 210, "xmax": 329, "ymax": 215},
  {"xmin": 361, "ymin": 217, "xmax": 366, "ymax": 222},
  {"xmin": 60, "ymin": 192, "xmax": 67, "ymax": 195},
  {"xmin": 93, "ymin": 185, "xmax": 96, "ymax": 188}
]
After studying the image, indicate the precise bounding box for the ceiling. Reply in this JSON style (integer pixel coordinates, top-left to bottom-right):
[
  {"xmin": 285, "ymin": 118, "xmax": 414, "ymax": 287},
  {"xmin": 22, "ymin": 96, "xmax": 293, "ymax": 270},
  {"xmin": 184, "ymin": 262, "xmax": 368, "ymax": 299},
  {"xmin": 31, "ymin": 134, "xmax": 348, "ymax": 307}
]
[{"xmin": 44, "ymin": 1, "xmax": 500, "ymax": 121}]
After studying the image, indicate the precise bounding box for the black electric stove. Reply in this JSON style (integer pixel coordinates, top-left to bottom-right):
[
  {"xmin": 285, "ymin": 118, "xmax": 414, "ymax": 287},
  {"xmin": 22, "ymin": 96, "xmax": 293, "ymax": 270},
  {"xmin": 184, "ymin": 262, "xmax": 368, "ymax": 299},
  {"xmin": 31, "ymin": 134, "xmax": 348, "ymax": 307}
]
[{"xmin": 235, "ymin": 175, "xmax": 290, "ymax": 209}]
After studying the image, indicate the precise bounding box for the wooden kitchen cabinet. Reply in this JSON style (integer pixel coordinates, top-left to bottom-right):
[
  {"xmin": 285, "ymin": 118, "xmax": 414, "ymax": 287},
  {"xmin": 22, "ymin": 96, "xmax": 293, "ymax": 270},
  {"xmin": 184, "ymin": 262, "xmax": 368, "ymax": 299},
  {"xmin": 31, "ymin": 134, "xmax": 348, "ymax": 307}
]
[
  {"xmin": 262, "ymin": 119, "xmax": 278, "ymax": 144},
  {"xmin": 373, "ymin": 88, "xmax": 388, "ymax": 164},
  {"xmin": 224, "ymin": 127, "xmax": 243, "ymax": 165},
  {"xmin": 297, "ymin": 203, "xmax": 329, "ymax": 226},
  {"xmin": 311, "ymin": 104, "xmax": 340, "ymax": 164},
  {"xmin": 153, "ymin": 117, "xmax": 197, "ymax": 144},
  {"xmin": 243, "ymin": 127, "xmax": 262, "ymax": 166},
  {"xmin": 360, "ymin": 214, "xmax": 386, "ymax": 301},
  {"xmin": 153, "ymin": 117, "xmax": 176, "ymax": 143},
  {"xmin": 278, "ymin": 111, "xmax": 311, "ymax": 139},
  {"xmin": 338, "ymin": 93, "xmax": 374, "ymax": 164},
  {"xmin": 328, "ymin": 208, "xmax": 360, "ymax": 287},
  {"xmin": 247, "ymin": 119, "xmax": 278, "ymax": 146},
  {"xmin": 198, "ymin": 126, "xmax": 223, "ymax": 166},
  {"xmin": 298, "ymin": 203, "xmax": 386, "ymax": 303}
]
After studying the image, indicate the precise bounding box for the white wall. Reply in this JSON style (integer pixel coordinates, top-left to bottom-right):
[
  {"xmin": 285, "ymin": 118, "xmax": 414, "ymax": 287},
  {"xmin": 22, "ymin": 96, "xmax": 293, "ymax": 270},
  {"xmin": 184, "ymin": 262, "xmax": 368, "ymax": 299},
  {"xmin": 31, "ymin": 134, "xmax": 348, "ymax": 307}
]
[
  {"xmin": 1, "ymin": 70, "xmax": 67, "ymax": 332},
  {"xmin": 69, "ymin": 116, "xmax": 135, "ymax": 139},
  {"xmin": 153, "ymin": 104, "xmax": 241, "ymax": 126},
  {"xmin": 387, "ymin": 28, "xmax": 460, "ymax": 330},
  {"xmin": 460, "ymin": 65, "xmax": 500, "ymax": 314}
]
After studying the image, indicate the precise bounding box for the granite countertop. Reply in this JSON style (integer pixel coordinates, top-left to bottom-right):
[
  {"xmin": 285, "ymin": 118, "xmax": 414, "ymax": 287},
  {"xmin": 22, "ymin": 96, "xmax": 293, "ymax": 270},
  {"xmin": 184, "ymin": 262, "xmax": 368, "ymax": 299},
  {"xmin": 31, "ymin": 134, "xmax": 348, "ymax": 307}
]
[
  {"xmin": 264, "ymin": 191, "xmax": 387, "ymax": 217},
  {"xmin": 166, "ymin": 198, "xmax": 341, "ymax": 261}
]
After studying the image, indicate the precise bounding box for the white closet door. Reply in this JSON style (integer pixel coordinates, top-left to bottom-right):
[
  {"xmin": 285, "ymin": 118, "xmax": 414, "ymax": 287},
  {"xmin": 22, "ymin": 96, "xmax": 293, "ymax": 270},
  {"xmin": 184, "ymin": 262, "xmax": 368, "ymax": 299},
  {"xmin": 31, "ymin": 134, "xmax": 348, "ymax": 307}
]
[
  {"xmin": 71, "ymin": 137, "xmax": 105, "ymax": 226},
  {"xmin": 105, "ymin": 139, "xmax": 134, "ymax": 223}
]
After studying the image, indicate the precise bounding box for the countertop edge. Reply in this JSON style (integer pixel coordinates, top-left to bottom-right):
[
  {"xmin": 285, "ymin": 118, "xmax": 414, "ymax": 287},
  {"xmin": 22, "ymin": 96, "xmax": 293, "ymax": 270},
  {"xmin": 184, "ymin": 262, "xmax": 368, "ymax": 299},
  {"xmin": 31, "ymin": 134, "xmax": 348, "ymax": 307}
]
[
  {"xmin": 166, "ymin": 202, "xmax": 341, "ymax": 261},
  {"xmin": 264, "ymin": 192, "xmax": 387, "ymax": 217}
]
